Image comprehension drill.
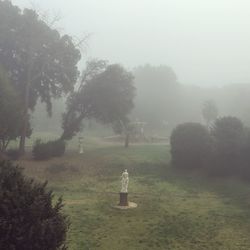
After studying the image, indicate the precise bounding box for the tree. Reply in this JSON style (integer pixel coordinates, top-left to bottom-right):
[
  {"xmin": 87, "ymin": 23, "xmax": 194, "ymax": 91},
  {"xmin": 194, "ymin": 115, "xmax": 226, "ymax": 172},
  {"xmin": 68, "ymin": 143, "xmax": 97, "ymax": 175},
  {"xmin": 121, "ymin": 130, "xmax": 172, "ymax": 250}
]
[
  {"xmin": 61, "ymin": 60, "xmax": 136, "ymax": 140},
  {"xmin": 0, "ymin": 68, "xmax": 26, "ymax": 152},
  {"xmin": 0, "ymin": 160, "xmax": 68, "ymax": 250},
  {"xmin": 170, "ymin": 123, "xmax": 212, "ymax": 169},
  {"xmin": 202, "ymin": 100, "xmax": 218, "ymax": 128},
  {"xmin": 112, "ymin": 118, "xmax": 137, "ymax": 148},
  {"xmin": 0, "ymin": 1, "xmax": 81, "ymax": 154},
  {"xmin": 133, "ymin": 64, "xmax": 180, "ymax": 129}
]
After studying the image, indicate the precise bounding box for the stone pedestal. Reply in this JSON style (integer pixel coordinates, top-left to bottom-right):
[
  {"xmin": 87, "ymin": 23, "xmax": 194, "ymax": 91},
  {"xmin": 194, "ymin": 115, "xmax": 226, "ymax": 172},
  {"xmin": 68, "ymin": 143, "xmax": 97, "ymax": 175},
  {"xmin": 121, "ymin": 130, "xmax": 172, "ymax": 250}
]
[{"xmin": 119, "ymin": 192, "xmax": 128, "ymax": 206}]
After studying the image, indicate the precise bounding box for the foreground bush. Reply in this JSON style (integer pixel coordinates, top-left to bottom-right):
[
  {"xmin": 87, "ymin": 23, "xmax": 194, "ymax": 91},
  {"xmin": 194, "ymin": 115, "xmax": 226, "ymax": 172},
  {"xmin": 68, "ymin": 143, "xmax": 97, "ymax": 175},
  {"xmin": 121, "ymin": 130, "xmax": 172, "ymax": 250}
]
[
  {"xmin": 0, "ymin": 161, "xmax": 69, "ymax": 250},
  {"xmin": 33, "ymin": 139, "xmax": 65, "ymax": 160},
  {"xmin": 170, "ymin": 123, "xmax": 212, "ymax": 169}
]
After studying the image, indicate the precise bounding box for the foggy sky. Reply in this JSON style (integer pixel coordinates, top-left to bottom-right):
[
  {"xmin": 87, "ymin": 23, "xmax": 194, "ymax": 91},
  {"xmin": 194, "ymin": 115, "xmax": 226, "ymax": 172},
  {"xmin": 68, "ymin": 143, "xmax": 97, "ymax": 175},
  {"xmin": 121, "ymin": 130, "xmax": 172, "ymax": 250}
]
[{"xmin": 11, "ymin": 0, "xmax": 250, "ymax": 86}]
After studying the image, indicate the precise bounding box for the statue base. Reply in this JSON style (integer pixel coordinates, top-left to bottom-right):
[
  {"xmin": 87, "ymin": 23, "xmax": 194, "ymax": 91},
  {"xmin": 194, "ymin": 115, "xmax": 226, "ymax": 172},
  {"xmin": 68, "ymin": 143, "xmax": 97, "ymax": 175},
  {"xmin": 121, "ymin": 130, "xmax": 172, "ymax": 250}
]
[
  {"xmin": 112, "ymin": 193, "xmax": 137, "ymax": 210},
  {"xmin": 119, "ymin": 192, "xmax": 128, "ymax": 206}
]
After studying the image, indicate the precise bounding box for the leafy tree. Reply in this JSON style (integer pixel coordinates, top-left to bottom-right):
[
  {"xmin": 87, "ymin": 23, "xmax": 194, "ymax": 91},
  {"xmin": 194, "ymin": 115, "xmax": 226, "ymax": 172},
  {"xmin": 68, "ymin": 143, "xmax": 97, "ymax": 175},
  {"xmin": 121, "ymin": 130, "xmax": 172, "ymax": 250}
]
[
  {"xmin": 0, "ymin": 1, "xmax": 81, "ymax": 154},
  {"xmin": 133, "ymin": 64, "xmax": 180, "ymax": 129},
  {"xmin": 0, "ymin": 68, "xmax": 25, "ymax": 153},
  {"xmin": 61, "ymin": 60, "xmax": 136, "ymax": 140},
  {"xmin": 112, "ymin": 118, "xmax": 137, "ymax": 148},
  {"xmin": 170, "ymin": 123, "xmax": 212, "ymax": 169},
  {"xmin": 202, "ymin": 100, "xmax": 218, "ymax": 128},
  {"xmin": 0, "ymin": 160, "xmax": 69, "ymax": 250}
]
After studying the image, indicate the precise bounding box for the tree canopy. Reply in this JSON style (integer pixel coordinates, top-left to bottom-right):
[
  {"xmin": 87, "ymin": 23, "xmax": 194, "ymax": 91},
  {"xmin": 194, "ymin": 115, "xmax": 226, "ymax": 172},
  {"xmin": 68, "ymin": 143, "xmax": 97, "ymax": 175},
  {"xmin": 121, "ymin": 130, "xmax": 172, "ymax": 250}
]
[
  {"xmin": 61, "ymin": 60, "xmax": 136, "ymax": 140},
  {"xmin": 0, "ymin": 68, "xmax": 25, "ymax": 152},
  {"xmin": 0, "ymin": 0, "xmax": 81, "ymax": 152},
  {"xmin": 202, "ymin": 100, "xmax": 218, "ymax": 127},
  {"xmin": 133, "ymin": 64, "xmax": 180, "ymax": 129}
]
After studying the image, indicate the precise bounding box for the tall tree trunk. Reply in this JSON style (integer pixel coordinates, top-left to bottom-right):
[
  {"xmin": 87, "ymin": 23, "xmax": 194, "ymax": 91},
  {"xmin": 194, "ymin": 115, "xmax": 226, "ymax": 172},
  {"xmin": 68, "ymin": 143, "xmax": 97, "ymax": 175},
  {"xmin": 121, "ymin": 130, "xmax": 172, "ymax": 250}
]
[
  {"xmin": 19, "ymin": 41, "xmax": 33, "ymax": 155},
  {"xmin": 19, "ymin": 111, "xmax": 28, "ymax": 155},
  {"xmin": 19, "ymin": 74, "xmax": 31, "ymax": 155},
  {"xmin": 125, "ymin": 133, "xmax": 130, "ymax": 148}
]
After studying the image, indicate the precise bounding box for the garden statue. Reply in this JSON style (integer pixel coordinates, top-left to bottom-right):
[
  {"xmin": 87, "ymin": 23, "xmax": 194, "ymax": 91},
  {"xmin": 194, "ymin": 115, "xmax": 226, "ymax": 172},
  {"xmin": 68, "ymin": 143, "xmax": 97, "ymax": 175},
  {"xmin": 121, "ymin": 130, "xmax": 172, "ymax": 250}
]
[
  {"xmin": 113, "ymin": 169, "xmax": 137, "ymax": 209},
  {"xmin": 79, "ymin": 136, "xmax": 84, "ymax": 154},
  {"xmin": 121, "ymin": 169, "xmax": 129, "ymax": 193}
]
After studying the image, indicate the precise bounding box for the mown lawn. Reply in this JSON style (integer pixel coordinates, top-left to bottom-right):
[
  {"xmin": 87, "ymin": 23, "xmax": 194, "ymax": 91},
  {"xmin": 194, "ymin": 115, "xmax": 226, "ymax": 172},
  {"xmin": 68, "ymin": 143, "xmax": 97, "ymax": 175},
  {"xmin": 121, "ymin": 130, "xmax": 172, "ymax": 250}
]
[{"xmin": 20, "ymin": 143, "xmax": 250, "ymax": 250}]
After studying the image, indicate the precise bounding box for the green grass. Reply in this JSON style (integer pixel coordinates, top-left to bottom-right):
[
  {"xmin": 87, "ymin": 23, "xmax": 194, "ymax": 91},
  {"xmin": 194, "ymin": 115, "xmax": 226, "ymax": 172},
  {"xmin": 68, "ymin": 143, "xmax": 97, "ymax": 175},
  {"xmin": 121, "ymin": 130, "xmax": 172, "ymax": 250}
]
[{"xmin": 20, "ymin": 143, "xmax": 250, "ymax": 250}]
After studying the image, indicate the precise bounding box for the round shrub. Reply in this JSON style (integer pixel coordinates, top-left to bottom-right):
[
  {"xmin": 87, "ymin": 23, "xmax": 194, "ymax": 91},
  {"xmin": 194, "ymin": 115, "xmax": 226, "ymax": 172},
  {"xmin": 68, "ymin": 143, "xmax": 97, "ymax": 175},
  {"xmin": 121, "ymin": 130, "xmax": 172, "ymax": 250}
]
[
  {"xmin": 211, "ymin": 116, "xmax": 245, "ymax": 175},
  {"xmin": 211, "ymin": 116, "xmax": 245, "ymax": 152},
  {"xmin": 0, "ymin": 160, "xmax": 69, "ymax": 250},
  {"xmin": 33, "ymin": 139, "xmax": 66, "ymax": 160},
  {"xmin": 170, "ymin": 122, "xmax": 212, "ymax": 169}
]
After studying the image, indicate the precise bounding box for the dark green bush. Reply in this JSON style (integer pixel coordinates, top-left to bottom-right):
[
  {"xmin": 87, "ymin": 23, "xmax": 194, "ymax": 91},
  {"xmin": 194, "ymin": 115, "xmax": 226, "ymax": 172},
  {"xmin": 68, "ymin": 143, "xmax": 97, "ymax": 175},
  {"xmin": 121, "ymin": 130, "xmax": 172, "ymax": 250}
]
[
  {"xmin": 33, "ymin": 139, "xmax": 65, "ymax": 160},
  {"xmin": 6, "ymin": 148, "xmax": 20, "ymax": 160},
  {"xmin": 0, "ymin": 160, "xmax": 69, "ymax": 250},
  {"xmin": 210, "ymin": 116, "xmax": 245, "ymax": 176},
  {"xmin": 170, "ymin": 123, "xmax": 212, "ymax": 169}
]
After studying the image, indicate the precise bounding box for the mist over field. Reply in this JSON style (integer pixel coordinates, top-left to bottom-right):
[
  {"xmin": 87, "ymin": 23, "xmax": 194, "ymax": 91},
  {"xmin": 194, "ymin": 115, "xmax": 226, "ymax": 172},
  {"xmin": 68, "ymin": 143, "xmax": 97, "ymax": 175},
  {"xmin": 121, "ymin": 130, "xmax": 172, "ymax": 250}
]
[
  {"xmin": 10, "ymin": 0, "xmax": 250, "ymax": 134},
  {"xmin": 2, "ymin": 1, "xmax": 250, "ymax": 250}
]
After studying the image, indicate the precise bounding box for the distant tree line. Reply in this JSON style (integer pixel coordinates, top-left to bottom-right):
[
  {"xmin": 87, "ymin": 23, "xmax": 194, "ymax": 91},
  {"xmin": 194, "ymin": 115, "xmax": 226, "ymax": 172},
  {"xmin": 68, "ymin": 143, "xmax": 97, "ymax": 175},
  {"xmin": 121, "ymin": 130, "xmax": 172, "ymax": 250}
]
[
  {"xmin": 170, "ymin": 116, "xmax": 250, "ymax": 179},
  {"xmin": 30, "ymin": 63, "xmax": 250, "ymax": 140}
]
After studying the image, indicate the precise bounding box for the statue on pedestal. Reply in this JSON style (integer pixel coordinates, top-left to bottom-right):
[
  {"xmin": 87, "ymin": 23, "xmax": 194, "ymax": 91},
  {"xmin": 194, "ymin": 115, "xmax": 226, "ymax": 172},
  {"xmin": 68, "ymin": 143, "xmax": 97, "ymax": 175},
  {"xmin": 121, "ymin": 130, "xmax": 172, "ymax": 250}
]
[
  {"xmin": 119, "ymin": 169, "xmax": 129, "ymax": 206},
  {"xmin": 114, "ymin": 169, "xmax": 137, "ymax": 209}
]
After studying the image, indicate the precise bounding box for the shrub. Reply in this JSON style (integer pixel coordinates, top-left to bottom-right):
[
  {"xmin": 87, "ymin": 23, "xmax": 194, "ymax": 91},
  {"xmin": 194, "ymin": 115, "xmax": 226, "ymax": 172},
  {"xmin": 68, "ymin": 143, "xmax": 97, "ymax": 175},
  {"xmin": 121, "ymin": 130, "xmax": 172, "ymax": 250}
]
[
  {"xmin": 210, "ymin": 116, "xmax": 245, "ymax": 176},
  {"xmin": 6, "ymin": 148, "xmax": 20, "ymax": 160},
  {"xmin": 33, "ymin": 139, "xmax": 65, "ymax": 160},
  {"xmin": 170, "ymin": 123, "xmax": 212, "ymax": 169},
  {"xmin": 0, "ymin": 160, "xmax": 69, "ymax": 250},
  {"xmin": 237, "ymin": 127, "xmax": 250, "ymax": 179}
]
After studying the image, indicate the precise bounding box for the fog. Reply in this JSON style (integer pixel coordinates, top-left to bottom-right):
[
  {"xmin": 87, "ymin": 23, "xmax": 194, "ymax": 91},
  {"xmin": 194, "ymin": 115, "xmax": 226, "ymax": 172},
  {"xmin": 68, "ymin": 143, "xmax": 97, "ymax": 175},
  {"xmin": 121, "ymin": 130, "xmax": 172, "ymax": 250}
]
[{"xmin": 12, "ymin": 0, "xmax": 250, "ymax": 86}]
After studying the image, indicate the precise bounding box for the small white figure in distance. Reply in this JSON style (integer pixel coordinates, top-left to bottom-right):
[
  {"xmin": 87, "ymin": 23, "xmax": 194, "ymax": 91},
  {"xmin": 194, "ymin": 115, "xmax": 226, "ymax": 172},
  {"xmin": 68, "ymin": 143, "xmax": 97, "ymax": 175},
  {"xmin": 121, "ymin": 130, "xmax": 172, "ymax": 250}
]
[{"xmin": 121, "ymin": 169, "xmax": 129, "ymax": 193}]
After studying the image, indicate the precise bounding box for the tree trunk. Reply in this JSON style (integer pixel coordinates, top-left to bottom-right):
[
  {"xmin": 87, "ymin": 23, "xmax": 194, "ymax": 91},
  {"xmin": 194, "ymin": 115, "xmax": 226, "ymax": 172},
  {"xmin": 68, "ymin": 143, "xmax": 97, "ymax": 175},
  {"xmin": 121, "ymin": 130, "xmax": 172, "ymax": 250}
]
[
  {"xmin": 19, "ymin": 115, "xmax": 28, "ymax": 155},
  {"xmin": 19, "ymin": 81, "xmax": 30, "ymax": 155},
  {"xmin": 125, "ymin": 133, "xmax": 130, "ymax": 148}
]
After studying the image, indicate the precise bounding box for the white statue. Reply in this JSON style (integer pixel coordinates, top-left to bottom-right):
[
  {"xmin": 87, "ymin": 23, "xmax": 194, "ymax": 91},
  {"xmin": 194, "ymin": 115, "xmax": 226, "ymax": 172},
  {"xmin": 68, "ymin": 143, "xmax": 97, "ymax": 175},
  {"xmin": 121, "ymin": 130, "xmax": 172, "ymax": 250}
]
[
  {"xmin": 121, "ymin": 169, "xmax": 129, "ymax": 193},
  {"xmin": 79, "ymin": 137, "xmax": 84, "ymax": 154}
]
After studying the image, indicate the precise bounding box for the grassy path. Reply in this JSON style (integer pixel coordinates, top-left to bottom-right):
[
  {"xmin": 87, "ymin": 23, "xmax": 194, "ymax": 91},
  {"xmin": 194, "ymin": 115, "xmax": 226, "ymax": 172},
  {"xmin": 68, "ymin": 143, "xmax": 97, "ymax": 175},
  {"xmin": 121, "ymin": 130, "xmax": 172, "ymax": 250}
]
[{"xmin": 21, "ymin": 144, "xmax": 250, "ymax": 250}]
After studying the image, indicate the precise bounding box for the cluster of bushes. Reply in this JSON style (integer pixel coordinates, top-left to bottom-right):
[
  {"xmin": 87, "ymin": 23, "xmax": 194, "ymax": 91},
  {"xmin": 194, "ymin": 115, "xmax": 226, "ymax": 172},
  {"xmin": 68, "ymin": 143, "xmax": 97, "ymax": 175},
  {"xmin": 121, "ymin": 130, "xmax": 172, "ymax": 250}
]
[
  {"xmin": 0, "ymin": 160, "xmax": 68, "ymax": 250},
  {"xmin": 32, "ymin": 139, "xmax": 65, "ymax": 160},
  {"xmin": 170, "ymin": 116, "xmax": 250, "ymax": 178}
]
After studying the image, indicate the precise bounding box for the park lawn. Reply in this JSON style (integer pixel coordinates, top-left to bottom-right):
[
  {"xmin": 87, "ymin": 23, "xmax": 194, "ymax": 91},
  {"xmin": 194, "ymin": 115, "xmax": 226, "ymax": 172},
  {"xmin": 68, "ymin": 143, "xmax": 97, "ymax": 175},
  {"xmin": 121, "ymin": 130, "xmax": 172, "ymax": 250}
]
[{"xmin": 20, "ymin": 143, "xmax": 250, "ymax": 250}]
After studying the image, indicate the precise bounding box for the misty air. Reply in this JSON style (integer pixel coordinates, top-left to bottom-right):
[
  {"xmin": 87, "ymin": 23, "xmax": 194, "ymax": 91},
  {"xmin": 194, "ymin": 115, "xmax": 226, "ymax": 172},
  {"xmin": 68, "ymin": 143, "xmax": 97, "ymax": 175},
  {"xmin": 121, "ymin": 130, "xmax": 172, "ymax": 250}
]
[{"xmin": 0, "ymin": 1, "xmax": 250, "ymax": 249}]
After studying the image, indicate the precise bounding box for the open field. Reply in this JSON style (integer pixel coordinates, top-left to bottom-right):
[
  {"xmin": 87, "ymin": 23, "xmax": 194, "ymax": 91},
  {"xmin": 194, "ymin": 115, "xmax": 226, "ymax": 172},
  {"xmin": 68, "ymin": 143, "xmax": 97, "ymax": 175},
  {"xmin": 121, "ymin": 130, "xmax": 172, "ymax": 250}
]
[{"xmin": 19, "ymin": 142, "xmax": 250, "ymax": 250}]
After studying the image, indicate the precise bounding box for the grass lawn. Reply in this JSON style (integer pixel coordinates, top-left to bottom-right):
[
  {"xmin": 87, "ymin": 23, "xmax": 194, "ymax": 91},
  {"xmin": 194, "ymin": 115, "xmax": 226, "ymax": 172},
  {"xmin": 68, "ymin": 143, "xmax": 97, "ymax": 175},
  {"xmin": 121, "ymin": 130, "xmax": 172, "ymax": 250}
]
[{"xmin": 19, "ymin": 142, "xmax": 250, "ymax": 250}]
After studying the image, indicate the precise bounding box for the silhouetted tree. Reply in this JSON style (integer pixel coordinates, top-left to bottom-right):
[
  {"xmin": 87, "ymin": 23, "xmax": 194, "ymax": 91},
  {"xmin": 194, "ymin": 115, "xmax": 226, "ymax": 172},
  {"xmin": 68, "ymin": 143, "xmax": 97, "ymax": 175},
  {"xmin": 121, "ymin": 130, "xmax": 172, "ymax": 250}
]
[
  {"xmin": 133, "ymin": 64, "xmax": 180, "ymax": 129},
  {"xmin": 61, "ymin": 60, "xmax": 136, "ymax": 140},
  {"xmin": 202, "ymin": 100, "xmax": 218, "ymax": 128},
  {"xmin": 112, "ymin": 118, "xmax": 137, "ymax": 148},
  {"xmin": 0, "ymin": 68, "xmax": 27, "ymax": 153},
  {"xmin": 0, "ymin": 1, "xmax": 81, "ymax": 154}
]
